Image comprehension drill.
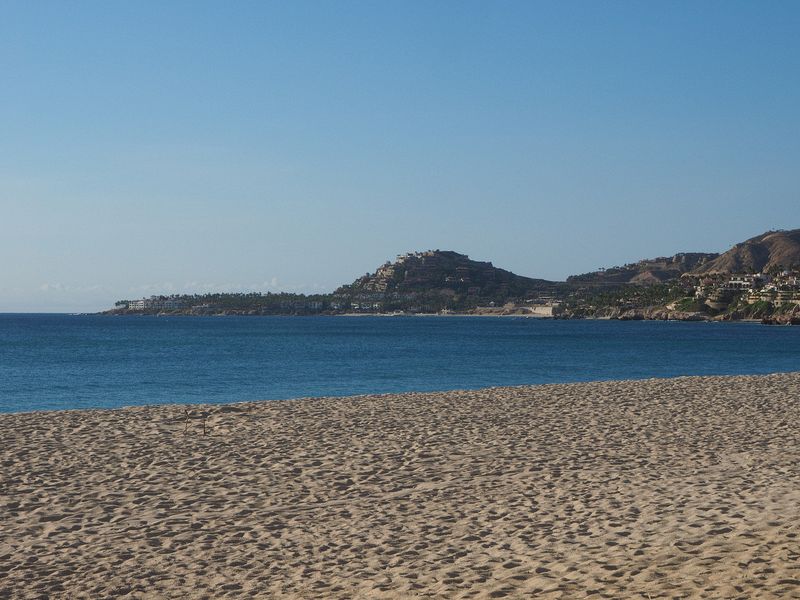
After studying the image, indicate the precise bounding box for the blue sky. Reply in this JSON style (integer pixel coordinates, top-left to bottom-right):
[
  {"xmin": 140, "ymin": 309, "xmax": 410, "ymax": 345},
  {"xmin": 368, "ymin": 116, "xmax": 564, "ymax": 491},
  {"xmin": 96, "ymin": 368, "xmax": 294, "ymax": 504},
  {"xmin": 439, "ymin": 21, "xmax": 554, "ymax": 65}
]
[{"xmin": 1, "ymin": 1, "xmax": 798, "ymax": 311}]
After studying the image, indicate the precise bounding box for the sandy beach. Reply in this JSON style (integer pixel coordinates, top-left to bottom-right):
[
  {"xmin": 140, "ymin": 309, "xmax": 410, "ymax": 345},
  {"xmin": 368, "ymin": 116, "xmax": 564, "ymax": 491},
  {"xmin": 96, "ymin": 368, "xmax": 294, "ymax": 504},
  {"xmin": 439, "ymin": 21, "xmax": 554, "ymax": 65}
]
[{"xmin": 2, "ymin": 374, "xmax": 799, "ymax": 599}]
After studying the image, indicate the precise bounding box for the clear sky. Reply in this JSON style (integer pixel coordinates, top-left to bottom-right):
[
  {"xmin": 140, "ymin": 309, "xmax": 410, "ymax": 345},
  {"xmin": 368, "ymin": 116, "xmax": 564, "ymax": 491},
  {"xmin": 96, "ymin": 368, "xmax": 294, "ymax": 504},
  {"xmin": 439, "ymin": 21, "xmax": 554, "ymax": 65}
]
[{"xmin": 1, "ymin": 1, "xmax": 798, "ymax": 312}]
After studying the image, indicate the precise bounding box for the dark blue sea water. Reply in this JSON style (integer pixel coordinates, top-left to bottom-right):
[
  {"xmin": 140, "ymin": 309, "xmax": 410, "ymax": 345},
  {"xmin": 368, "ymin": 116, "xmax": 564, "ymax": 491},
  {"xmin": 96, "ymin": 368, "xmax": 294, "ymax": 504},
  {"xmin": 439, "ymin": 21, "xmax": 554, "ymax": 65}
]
[{"xmin": 1, "ymin": 314, "xmax": 799, "ymax": 413}]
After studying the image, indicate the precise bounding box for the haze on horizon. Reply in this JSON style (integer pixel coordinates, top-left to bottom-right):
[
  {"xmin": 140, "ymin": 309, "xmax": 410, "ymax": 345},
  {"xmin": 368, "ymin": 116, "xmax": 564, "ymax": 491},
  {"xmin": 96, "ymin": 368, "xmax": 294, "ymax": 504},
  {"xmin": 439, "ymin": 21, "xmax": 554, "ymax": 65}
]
[{"xmin": 1, "ymin": 1, "xmax": 798, "ymax": 312}]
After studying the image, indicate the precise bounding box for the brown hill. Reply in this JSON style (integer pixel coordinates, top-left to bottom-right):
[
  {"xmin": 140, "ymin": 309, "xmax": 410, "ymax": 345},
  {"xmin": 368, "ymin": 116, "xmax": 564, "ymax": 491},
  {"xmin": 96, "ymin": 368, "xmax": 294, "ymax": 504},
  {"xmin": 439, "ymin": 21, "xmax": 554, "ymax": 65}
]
[
  {"xmin": 567, "ymin": 253, "xmax": 718, "ymax": 286},
  {"xmin": 336, "ymin": 250, "xmax": 553, "ymax": 299},
  {"xmin": 691, "ymin": 229, "xmax": 800, "ymax": 274}
]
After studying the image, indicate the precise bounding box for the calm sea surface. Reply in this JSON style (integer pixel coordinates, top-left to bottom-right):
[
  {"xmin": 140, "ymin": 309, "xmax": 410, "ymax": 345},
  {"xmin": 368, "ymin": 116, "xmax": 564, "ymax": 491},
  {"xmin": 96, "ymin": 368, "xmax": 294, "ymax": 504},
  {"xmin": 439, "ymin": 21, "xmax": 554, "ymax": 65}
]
[{"xmin": 1, "ymin": 314, "xmax": 799, "ymax": 413}]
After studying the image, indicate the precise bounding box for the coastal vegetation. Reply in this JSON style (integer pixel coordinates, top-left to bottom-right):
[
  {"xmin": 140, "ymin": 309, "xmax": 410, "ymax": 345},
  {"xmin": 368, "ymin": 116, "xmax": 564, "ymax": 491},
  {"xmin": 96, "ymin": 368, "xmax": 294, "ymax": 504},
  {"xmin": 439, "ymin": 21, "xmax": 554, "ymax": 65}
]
[{"xmin": 106, "ymin": 229, "xmax": 800, "ymax": 323}]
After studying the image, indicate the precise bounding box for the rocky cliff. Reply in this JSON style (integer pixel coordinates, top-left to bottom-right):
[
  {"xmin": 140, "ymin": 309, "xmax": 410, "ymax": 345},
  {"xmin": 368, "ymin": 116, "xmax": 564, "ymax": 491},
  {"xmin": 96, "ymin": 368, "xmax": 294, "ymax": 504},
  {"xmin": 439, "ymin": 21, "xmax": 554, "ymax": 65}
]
[{"xmin": 567, "ymin": 253, "xmax": 718, "ymax": 286}]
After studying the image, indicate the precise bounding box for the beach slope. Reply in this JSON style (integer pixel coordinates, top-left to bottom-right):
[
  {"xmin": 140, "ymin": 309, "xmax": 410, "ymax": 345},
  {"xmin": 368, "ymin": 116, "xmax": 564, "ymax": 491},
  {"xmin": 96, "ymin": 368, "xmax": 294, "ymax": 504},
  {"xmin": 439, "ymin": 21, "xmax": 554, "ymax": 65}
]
[{"xmin": 2, "ymin": 374, "xmax": 799, "ymax": 598}]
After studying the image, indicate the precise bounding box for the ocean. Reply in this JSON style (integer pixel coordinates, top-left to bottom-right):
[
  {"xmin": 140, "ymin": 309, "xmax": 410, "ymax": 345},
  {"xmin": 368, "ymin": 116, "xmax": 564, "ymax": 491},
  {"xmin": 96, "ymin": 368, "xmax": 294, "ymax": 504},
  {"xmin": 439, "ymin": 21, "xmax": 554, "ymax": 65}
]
[{"xmin": 1, "ymin": 314, "xmax": 799, "ymax": 413}]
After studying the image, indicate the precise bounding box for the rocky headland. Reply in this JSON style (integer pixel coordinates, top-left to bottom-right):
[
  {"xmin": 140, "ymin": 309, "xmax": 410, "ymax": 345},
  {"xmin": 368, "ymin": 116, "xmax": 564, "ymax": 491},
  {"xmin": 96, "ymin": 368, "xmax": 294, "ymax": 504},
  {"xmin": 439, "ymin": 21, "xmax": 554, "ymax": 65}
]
[{"xmin": 105, "ymin": 229, "xmax": 800, "ymax": 323}]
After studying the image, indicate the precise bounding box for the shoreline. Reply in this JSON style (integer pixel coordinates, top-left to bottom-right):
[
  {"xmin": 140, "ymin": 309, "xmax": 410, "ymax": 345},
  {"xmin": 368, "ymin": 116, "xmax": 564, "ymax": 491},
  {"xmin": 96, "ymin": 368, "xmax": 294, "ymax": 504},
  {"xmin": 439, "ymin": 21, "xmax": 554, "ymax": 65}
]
[
  {"xmin": 3, "ymin": 373, "xmax": 800, "ymax": 598},
  {"xmin": 3, "ymin": 370, "xmax": 796, "ymax": 416},
  {"xmin": 95, "ymin": 310, "xmax": 781, "ymax": 323}
]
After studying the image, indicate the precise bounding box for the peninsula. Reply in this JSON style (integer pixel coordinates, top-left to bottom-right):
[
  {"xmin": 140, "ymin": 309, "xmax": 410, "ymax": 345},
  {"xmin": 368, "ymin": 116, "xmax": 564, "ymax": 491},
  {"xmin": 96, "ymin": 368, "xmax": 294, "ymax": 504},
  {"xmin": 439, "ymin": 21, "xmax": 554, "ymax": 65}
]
[{"xmin": 105, "ymin": 229, "xmax": 800, "ymax": 323}]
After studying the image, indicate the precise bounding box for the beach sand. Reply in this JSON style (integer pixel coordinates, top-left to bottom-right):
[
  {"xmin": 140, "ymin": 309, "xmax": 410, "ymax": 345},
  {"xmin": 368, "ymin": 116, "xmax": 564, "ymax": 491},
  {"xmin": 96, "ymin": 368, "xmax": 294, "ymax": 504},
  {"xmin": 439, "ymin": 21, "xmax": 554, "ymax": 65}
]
[{"xmin": 2, "ymin": 373, "xmax": 799, "ymax": 599}]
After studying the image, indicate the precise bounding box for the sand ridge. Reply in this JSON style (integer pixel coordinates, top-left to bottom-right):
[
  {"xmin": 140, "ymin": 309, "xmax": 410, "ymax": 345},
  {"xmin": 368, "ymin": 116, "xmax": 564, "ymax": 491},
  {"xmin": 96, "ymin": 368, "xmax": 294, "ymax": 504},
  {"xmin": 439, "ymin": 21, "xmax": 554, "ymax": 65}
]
[{"xmin": 1, "ymin": 373, "xmax": 800, "ymax": 598}]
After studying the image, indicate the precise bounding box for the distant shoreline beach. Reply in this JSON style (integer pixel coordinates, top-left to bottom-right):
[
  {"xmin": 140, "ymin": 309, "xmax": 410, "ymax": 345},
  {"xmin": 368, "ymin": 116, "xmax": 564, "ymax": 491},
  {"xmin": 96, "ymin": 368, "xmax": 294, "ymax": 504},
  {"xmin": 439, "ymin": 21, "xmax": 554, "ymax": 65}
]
[{"xmin": 99, "ymin": 310, "xmax": 776, "ymax": 323}]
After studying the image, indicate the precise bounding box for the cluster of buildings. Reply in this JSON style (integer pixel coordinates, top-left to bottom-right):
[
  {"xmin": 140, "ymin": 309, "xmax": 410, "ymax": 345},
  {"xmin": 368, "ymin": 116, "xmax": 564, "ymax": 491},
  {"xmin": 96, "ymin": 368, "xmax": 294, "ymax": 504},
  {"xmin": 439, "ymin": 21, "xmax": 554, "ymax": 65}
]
[
  {"xmin": 691, "ymin": 271, "xmax": 800, "ymax": 310},
  {"xmin": 119, "ymin": 296, "xmax": 185, "ymax": 311},
  {"xmin": 354, "ymin": 251, "xmax": 446, "ymax": 293}
]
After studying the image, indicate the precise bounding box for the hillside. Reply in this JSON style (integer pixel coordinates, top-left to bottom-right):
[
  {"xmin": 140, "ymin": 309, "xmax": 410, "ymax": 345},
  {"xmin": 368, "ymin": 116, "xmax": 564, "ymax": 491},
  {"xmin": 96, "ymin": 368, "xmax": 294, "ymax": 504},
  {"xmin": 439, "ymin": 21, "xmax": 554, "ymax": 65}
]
[
  {"xmin": 567, "ymin": 253, "xmax": 718, "ymax": 286},
  {"xmin": 335, "ymin": 250, "xmax": 553, "ymax": 303},
  {"xmin": 691, "ymin": 229, "xmax": 800, "ymax": 274},
  {"xmin": 105, "ymin": 229, "xmax": 800, "ymax": 319}
]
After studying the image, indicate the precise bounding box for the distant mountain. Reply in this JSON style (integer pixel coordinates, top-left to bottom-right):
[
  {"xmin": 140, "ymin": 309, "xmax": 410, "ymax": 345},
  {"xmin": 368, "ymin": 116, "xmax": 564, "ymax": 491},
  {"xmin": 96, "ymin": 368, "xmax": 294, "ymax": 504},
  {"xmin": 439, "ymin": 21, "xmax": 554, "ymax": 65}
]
[
  {"xmin": 336, "ymin": 250, "xmax": 553, "ymax": 300},
  {"xmin": 567, "ymin": 253, "xmax": 718, "ymax": 286},
  {"xmin": 691, "ymin": 229, "xmax": 800, "ymax": 274}
]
